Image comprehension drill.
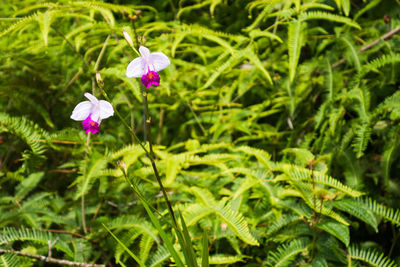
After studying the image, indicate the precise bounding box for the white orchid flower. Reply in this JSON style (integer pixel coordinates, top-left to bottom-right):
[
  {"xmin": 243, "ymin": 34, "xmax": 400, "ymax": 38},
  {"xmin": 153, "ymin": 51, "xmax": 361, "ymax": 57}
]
[
  {"xmin": 126, "ymin": 46, "xmax": 170, "ymax": 88},
  {"xmin": 70, "ymin": 92, "xmax": 114, "ymax": 134}
]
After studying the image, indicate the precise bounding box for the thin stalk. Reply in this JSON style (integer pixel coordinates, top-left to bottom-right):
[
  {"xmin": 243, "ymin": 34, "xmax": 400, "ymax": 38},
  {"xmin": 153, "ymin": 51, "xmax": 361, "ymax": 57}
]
[
  {"xmin": 126, "ymin": 18, "xmax": 178, "ymax": 226},
  {"xmin": 96, "ymin": 77, "xmax": 177, "ymax": 225},
  {"xmin": 81, "ymin": 134, "xmax": 91, "ymax": 234},
  {"xmin": 142, "ymin": 87, "xmax": 177, "ymax": 225}
]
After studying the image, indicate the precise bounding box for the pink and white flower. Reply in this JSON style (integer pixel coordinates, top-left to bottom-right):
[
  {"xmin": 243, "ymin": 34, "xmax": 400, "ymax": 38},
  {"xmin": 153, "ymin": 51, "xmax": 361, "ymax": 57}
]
[
  {"xmin": 126, "ymin": 46, "xmax": 170, "ymax": 88},
  {"xmin": 70, "ymin": 92, "xmax": 114, "ymax": 134}
]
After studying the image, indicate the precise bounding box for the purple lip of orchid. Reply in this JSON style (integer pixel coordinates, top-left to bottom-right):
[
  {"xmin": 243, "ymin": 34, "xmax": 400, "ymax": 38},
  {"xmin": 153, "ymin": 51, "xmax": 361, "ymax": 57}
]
[
  {"xmin": 82, "ymin": 115, "xmax": 100, "ymax": 134},
  {"xmin": 141, "ymin": 71, "xmax": 160, "ymax": 88}
]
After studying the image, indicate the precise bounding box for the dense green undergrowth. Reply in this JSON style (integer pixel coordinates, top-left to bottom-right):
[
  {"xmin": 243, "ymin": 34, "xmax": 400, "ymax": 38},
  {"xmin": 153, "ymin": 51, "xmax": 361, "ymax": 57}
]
[{"xmin": 1, "ymin": 0, "xmax": 400, "ymax": 266}]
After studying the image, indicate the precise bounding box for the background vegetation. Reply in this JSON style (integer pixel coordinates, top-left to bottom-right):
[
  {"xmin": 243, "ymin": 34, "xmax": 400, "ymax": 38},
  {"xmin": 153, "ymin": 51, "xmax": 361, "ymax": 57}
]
[{"xmin": 1, "ymin": 0, "xmax": 400, "ymax": 266}]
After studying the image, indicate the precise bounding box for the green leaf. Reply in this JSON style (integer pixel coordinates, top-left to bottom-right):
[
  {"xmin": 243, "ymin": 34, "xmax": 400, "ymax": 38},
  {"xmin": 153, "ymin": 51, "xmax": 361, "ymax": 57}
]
[
  {"xmin": 201, "ymin": 230, "xmax": 209, "ymax": 267},
  {"xmin": 288, "ymin": 19, "xmax": 304, "ymax": 82},
  {"xmin": 316, "ymin": 219, "xmax": 350, "ymax": 246},
  {"xmin": 102, "ymin": 224, "xmax": 146, "ymax": 267}
]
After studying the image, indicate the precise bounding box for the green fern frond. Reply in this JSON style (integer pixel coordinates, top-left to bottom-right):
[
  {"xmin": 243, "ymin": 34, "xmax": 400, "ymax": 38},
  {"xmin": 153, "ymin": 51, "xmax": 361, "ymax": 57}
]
[
  {"xmin": 352, "ymin": 120, "xmax": 371, "ymax": 158},
  {"xmin": 177, "ymin": 0, "xmax": 213, "ymax": 19},
  {"xmin": 190, "ymin": 187, "xmax": 219, "ymax": 208},
  {"xmin": 288, "ymin": 19, "xmax": 305, "ymax": 83},
  {"xmin": 107, "ymin": 215, "xmax": 158, "ymax": 242},
  {"xmin": 180, "ymin": 23, "xmax": 246, "ymax": 43},
  {"xmin": 234, "ymin": 146, "xmax": 271, "ymax": 168},
  {"xmin": 215, "ymin": 204, "xmax": 259, "ymax": 246},
  {"xmin": 266, "ymin": 215, "xmax": 302, "ymax": 236},
  {"xmin": 266, "ymin": 239, "xmax": 308, "ymax": 267},
  {"xmin": 74, "ymin": 155, "xmax": 108, "ymax": 200},
  {"xmin": 0, "ymin": 112, "xmax": 48, "ymax": 155},
  {"xmin": 334, "ymin": 199, "xmax": 378, "ymax": 232},
  {"xmin": 14, "ymin": 172, "xmax": 44, "ymax": 201},
  {"xmin": 139, "ymin": 234, "xmax": 154, "ymax": 263},
  {"xmin": 0, "ymin": 228, "xmax": 73, "ymax": 257},
  {"xmin": 316, "ymin": 219, "xmax": 350, "ymax": 246},
  {"xmin": 71, "ymin": 1, "xmax": 141, "ymax": 15},
  {"xmin": 147, "ymin": 244, "xmax": 170, "ymax": 267},
  {"xmin": 341, "ymin": 37, "xmax": 361, "ymax": 72},
  {"xmin": 360, "ymin": 54, "xmax": 400, "ymax": 76},
  {"xmin": 200, "ymin": 51, "xmax": 243, "ymax": 90},
  {"xmin": 183, "ymin": 204, "xmax": 214, "ymax": 226},
  {"xmin": 207, "ymin": 254, "xmax": 245, "ymax": 264},
  {"xmin": 0, "ymin": 253, "xmax": 20, "ymax": 267},
  {"xmin": 275, "ymin": 163, "xmax": 363, "ymax": 197},
  {"xmin": 361, "ymin": 198, "xmax": 400, "ymax": 226},
  {"xmin": 0, "ymin": 13, "xmax": 39, "ymax": 37},
  {"xmin": 249, "ymin": 29, "xmax": 283, "ymax": 43},
  {"xmin": 299, "ymin": 11, "xmax": 360, "ymax": 29},
  {"xmin": 348, "ymin": 246, "xmax": 397, "ymax": 267},
  {"xmin": 244, "ymin": 46, "xmax": 273, "ymax": 84},
  {"xmin": 288, "ymin": 179, "xmax": 350, "ymax": 225}
]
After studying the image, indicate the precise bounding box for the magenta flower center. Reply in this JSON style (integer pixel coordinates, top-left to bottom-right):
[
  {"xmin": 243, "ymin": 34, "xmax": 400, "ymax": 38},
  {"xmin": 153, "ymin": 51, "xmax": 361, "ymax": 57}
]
[
  {"xmin": 141, "ymin": 71, "xmax": 160, "ymax": 88},
  {"xmin": 82, "ymin": 115, "xmax": 99, "ymax": 134}
]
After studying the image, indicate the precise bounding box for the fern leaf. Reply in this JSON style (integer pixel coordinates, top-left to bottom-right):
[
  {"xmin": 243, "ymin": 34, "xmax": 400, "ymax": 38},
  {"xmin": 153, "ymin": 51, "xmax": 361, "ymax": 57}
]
[
  {"xmin": 361, "ymin": 198, "xmax": 400, "ymax": 226},
  {"xmin": 147, "ymin": 244, "xmax": 170, "ymax": 267},
  {"xmin": 14, "ymin": 172, "xmax": 44, "ymax": 201},
  {"xmin": 299, "ymin": 11, "xmax": 360, "ymax": 29},
  {"xmin": 215, "ymin": 204, "xmax": 259, "ymax": 246},
  {"xmin": 348, "ymin": 246, "xmax": 397, "ymax": 267},
  {"xmin": 208, "ymin": 254, "xmax": 245, "ymax": 265},
  {"xmin": 275, "ymin": 163, "xmax": 363, "ymax": 197},
  {"xmin": 266, "ymin": 214, "xmax": 302, "ymax": 236},
  {"xmin": 0, "ymin": 13, "xmax": 39, "ymax": 38},
  {"xmin": 334, "ymin": 199, "xmax": 378, "ymax": 232},
  {"xmin": 288, "ymin": 20, "xmax": 304, "ymax": 82},
  {"xmin": 234, "ymin": 146, "xmax": 271, "ymax": 168},
  {"xmin": 0, "ymin": 253, "xmax": 20, "ymax": 267},
  {"xmin": 352, "ymin": 120, "xmax": 371, "ymax": 158},
  {"xmin": 316, "ymin": 219, "xmax": 350, "ymax": 246},
  {"xmin": 341, "ymin": 37, "xmax": 361, "ymax": 72},
  {"xmin": 74, "ymin": 155, "xmax": 108, "ymax": 200},
  {"xmin": 266, "ymin": 239, "xmax": 308, "ymax": 267},
  {"xmin": 0, "ymin": 112, "xmax": 48, "ymax": 155},
  {"xmin": 249, "ymin": 29, "xmax": 283, "ymax": 43},
  {"xmin": 1, "ymin": 228, "xmax": 73, "ymax": 257},
  {"xmin": 244, "ymin": 46, "xmax": 273, "ymax": 84}
]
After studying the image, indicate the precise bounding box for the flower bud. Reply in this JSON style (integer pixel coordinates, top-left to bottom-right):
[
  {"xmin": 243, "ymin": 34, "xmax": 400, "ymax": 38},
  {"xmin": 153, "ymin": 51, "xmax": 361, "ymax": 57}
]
[
  {"xmin": 96, "ymin": 71, "xmax": 104, "ymax": 87},
  {"xmin": 123, "ymin": 30, "xmax": 134, "ymax": 48}
]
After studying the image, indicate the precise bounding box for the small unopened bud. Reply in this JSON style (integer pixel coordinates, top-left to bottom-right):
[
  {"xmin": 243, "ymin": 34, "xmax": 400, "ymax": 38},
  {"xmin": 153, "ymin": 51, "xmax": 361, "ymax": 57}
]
[
  {"xmin": 123, "ymin": 30, "xmax": 134, "ymax": 47},
  {"xmin": 96, "ymin": 72, "xmax": 104, "ymax": 87},
  {"xmin": 220, "ymin": 223, "xmax": 227, "ymax": 231},
  {"xmin": 117, "ymin": 161, "xmax": 127, "ymax": 174},
  {"xmin": 384, "ymin": 15, "xmax": 391, "ymax": 24},
  {"xmin": 136, "ymin": 10, "xmax": 142, "ymax": 15}
]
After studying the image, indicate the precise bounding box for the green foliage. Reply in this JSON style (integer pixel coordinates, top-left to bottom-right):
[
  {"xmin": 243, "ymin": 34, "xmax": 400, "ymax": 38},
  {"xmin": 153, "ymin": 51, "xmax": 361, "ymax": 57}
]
[{"xmin": 1, "ymin": 0, "xmax": 400, "ymax": 266}]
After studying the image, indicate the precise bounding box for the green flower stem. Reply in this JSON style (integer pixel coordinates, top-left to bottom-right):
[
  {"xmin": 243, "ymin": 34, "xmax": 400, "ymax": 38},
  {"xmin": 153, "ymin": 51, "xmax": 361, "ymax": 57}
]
[{"xmin": 96, "ymin": 76, "xmax": 177, "ymax": 226}]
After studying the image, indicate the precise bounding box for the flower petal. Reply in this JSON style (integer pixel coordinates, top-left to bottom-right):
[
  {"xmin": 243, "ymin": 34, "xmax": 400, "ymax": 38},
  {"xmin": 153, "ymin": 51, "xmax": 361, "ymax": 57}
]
[
  {"xmin": 84, "ymin": 92, "xmax": 99, "ymax": 105},
  {"xmin": 139, "ymin": 46, "xmax": 150, "ymax": 59},
  {"xmin": 126, "ymin": 57, "xmax": 146, "ymax": 77},
  {"xmin": 98, "ymin": 100, "xmax": 114, "ymax": 119},
  {"xmin": 71, "ymin": 101, "xmax": 92, "ymax": 121},
  {"xmin": 149, "ymin": 52, "xmax": 170, "ymax": 72}
]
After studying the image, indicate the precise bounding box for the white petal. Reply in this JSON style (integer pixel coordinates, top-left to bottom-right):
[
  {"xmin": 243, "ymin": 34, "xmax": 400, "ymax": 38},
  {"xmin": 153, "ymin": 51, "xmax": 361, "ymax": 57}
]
[
  {"xmin": 70, "ymin": 101, "xmax": 92, "ymax": 121},
  {"xmin": 84, "ymin": 92, "xmax": 99, "ymax": 105},
  {"xmin": 149, "ymin": 52, "xmax": 170, "ymax": 72},
  {"xmin": 91, "ymin": 109, "xmax": 100, "ymax": 123},
  {"xmin": 98, "ymin": 100, "xmax": 114, "ymax": 119},
  {"xmin": 139, "ymin": 46, "xmax": 150, "ymax": 59},
  {"xmin": 126, "ymin": 57, "xmax": 146, "ymax": 77}
]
